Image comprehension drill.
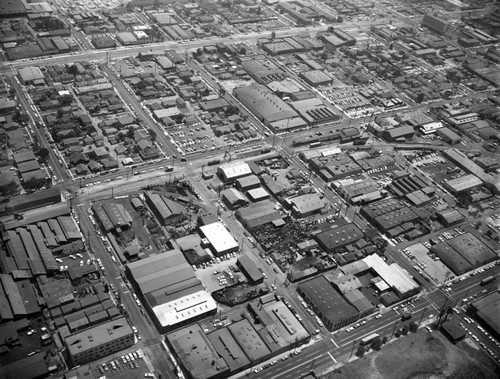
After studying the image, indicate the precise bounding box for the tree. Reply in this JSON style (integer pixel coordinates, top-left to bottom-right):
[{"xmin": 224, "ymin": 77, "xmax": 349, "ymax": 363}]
[
  {"xmin": 0, "ymin": 180, "xmax": 18, "ymax": 196},
  {"xmin": 401, "ymin": 326, "xmax": 409, "ymax": 336},
  {"xmin": 38, "ymin": 147, "xmax": 50, "ymax": 162},
  {"xmin": 149, "ymin": 129, "xmax": 157, "ymax": 142},
  {"xmin": 370, "ymin": 337, "xmax": 382, "ymax": 351},
  {"xmin": 382, "ymin": 336, "xmax": 388, "ymax": 345},
  {"xmin": 409, "ymin": 321, "xmax": 418, "ymax": 333},
  {"xmin": 68, "ymin": 64, "xmax": 79, "ymax": 76},
  {"xmin": 271, "ymin": 31, "xmax": 276, "ymax": 40},
  {"xmin": 337, "ymin": 16, "xmax": 343, "ymax": 23},
  {"xmin": 416, "ymin": 93, "xmax": 425, "ymax": 103},
  {"xmin": 394, "ymin": 330, "xmax": 401, "ymax": 338},
  {"xmin": 355, "ymin": 346, "xmax": 365, "ymax": 357},
  {"xmin": 127, "ymin": 126, "xmax": 135, "ymax": 139}
]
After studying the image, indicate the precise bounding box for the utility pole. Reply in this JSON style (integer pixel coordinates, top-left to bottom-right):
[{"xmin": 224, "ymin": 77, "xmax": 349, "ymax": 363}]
[
  {"xmin": 348, "ymin": 339, "xmax": 357, "ymax": 362},
  {"xmin": 418, "ymin": 306, "xmax": 428, "ymax": 327},
  {"xmin": 390, "ymin": 320, "xmax": 399, "ymax": 340}
]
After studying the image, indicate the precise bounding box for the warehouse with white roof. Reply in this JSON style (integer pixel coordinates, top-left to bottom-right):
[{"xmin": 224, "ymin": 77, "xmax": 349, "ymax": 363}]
[
  {"xmin": 199, "ymin": 222, "xmax": 239, "ymax": 256},
  {"xmin": 217, "ymin": 161, "xmax": 252, "ymax": 182}
]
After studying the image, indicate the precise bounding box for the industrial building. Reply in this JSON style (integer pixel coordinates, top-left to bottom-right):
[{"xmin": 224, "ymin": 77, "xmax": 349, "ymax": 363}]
[
  {"xmin": 299, "ymin": 70, "xmax": 333, "ymax": 87},
  {"xmin": 144, "ymin": 192, "xmax": 185, "ymax": 226},
  {"xmin": 199, "ymin": 222, "xmax": 239, "ymax": 256},
  {"xmin": 444, "ymin": 174, "xmax": 484, "ymax": 194},
  {"xmin": 217, "ymin": 161, "xmax": 252, "ymax": 183},
  {"xmin": 236, "ymin": 175, "xmax": 261, "ymax": 191},
  {"xmin": 246, "ymin": 187, "xmax": 270, "ymax": 202},
  {"xmin": 444, "ymin": 148, "xmax": 500, "ymax": 195},
  {"xmin": 236, "ymin": 254, "xmax": 264, "ymax": 284},
  {"xmin": 221, "ymin": 188, "xmax": 248, "ymax": 210},
  {"xmin": 436, "ymin": 208, "xmax": 464, "ymax": 226},
  {"xmin": 437, "ymin": 127, "xmax": 461, "ymax": 144},
  {"xmin": 431, "ymin": 233, "xmax": 496, "ymax": 275},
  {"xmin": 421, "ymin": 14, "xmax": 450, "ymax": 35},
  {"xmin": 64, "ymin": 317, "xmax": 134, "ymax": 367},
  {"xmin": 383, "ymin": 125, "xmax": 415, "ymax": 142},
  {"xmin": 235, "ymin": 202, "xmax": 282, "ymax": 229},
  {"xmin": 334, "ymin": 179, "xmax": 380, "ymax": 203},
  {"xmin": 285, "ymin": 193, "xmax": 325, "ymax": 217},
  {"xmin": 314, "ymin": 223, "xmax": 364, "ymax": 252},
  {"xmin": 126, "ymin": 250, "xmax": 217, "ymax": 332},
  {"xmin": 0, "ymin": 187, "xmax": 62, "ymax": 215},
  {"xmin": 233, "ymin": 84, "xmax": 307, "ymax": 132},
  {"xmin": 92, "ymin": 201, "xmax": 133, "ymax": 232},
  {"xmin": 297, "ymin": 276, "xmax": 365, "ymax": 331}
]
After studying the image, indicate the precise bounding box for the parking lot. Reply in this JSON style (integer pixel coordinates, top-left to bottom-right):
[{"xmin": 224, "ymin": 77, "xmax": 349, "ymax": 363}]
[
  {"xmin": 93, "ymin": 349, "xmax": 155, "ymax": 379},
  {"xmin": 403, "ymin": 242, "xmax": 455, "ymax": 284},
  {"xmin": 194, "ymin": 252, "xmax": 242, "ymax": 292}
]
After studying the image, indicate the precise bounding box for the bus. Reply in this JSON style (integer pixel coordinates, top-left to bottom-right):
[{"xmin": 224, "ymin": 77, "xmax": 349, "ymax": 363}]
[
  {"xmin": 309, "ymin": 142, "xmax": 322, "ymax": 148},
  {"xmin": 480, "ymin": 276, "xmax": 495, "ymax": 286},
  {"xmin": 360, "ymin": 333, "xmax": 379, "ymax": 346}
]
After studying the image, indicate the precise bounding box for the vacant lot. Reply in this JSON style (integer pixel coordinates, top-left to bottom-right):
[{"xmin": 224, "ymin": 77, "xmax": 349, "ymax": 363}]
[{"xmin": 324, "ymin": 331, "xmax": 498, "ymax": 379}]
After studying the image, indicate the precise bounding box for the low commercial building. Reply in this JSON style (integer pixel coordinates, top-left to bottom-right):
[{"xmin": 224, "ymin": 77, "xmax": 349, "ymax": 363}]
[
  {"xmin": 64, "ymin": 317, "xmax": 134, "ymax": 367},
  {"xmin": 167, "ymin": 324, "xmax": 229, "ymax": 379},
  {"xmin": 247, "ymin": 296, "xmax": 310, "ymax": 349},
  {"xmin": 206, "ymin": 328, "xmax": 250, "ymax": 373},
  {"xmin": 17, "ymin": 66, "xmax": 44, "ymax": 85},
  {"xmin": 237, "ymin": 254, "xmax": 264, "ymax": 284},
  {"xmin": 199, "ymin": 222, "xmax": 239, "ymax": 256},
  {"xmin": 0, "ymin": 352, "xmax": 48, "ymax": 379},
  {"xmin": 468, "ymin": 291, "xmax": 500, "ymax": 340},
  {"xmin": 227, "ymin": 319, "xmax": 271, "ymax": 362},
  {"xmin": 362, "ymin": 254, "xmax": 419, "ymax": 298},
  {"xmin": 441, "ymin": 320, "xmax": 467, "ymax": 343}
]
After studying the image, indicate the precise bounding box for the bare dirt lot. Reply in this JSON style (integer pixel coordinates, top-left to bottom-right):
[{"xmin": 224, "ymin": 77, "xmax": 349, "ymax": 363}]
[{"xmin": 323, "ymin": 331, "xmax": 498, "ymax": 379}]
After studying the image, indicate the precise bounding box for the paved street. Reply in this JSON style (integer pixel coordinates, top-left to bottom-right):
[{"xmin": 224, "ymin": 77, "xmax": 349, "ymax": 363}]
[{"xmin": 247, "ymin": 267, "xmax": 499, "ymax": 379}]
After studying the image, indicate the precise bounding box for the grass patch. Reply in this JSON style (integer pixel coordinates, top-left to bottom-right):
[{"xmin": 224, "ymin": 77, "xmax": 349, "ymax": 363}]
[{"xmin": 323, "ymin": 331, "xmax": 498, "ymax": 379}]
